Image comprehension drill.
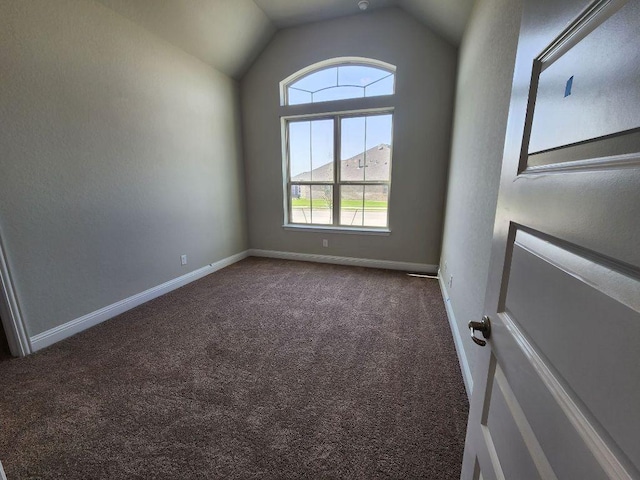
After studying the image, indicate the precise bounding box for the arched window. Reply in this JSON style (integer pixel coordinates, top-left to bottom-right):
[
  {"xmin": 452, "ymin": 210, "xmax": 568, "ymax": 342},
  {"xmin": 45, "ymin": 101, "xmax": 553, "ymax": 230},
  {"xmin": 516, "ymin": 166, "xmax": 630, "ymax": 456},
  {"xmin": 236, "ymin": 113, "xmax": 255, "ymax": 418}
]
[
  {"xmin": 281, "ymin": 58, "xmax": 396, "ymax": 106},
  {"xmin": 281, "ymin": 58, "xmax": 396, "ymax": 231}
]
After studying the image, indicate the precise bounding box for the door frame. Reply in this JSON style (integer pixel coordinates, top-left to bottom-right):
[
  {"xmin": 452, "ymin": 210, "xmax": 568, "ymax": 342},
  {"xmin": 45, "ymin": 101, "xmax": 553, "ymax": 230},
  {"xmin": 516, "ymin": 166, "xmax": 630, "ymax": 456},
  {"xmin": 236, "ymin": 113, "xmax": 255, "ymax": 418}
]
[{"xmin": 0, "ymin": 230, "xmax": 31, "ymax": 357}]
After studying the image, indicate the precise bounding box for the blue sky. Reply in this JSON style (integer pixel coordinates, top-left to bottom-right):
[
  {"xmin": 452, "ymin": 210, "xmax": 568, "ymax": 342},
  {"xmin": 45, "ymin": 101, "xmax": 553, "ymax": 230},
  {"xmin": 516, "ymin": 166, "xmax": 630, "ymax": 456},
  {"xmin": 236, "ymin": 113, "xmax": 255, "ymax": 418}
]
[
  {"xmin": 289, "ymin": 115, "xmax": 392, "ymax": 178},
  {"xmin": 288, "ymin": 65, "xmax": 394, "ymax": 105},
  {"xmin": 288, "ymin": 65, "xmax": 394, "ymax": 178}
]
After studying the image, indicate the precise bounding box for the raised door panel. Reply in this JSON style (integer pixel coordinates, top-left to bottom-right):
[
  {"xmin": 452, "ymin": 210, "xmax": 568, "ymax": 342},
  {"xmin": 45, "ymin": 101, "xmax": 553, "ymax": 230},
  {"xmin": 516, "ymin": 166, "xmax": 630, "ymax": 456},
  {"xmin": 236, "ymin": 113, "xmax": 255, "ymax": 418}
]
[
  {"xmin": 528, "ymin": 0, "xmax": 640, "ymax": 155},
  {"xmin": 494, "ymin": 229, "xmax": 640, "ymax": 478}
]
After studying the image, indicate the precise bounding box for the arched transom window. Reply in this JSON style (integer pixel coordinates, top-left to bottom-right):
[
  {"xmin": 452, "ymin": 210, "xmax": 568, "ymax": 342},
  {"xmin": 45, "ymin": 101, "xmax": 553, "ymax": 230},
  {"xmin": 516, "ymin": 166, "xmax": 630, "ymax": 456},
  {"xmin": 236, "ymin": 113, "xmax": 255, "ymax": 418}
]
[
  {"xmin": 281, "ymin": 58, "xmax": 396, "ymax": 231},
  {"xmin": 282, "ymin": 58, "xmax": 395, "ymax": 106}
]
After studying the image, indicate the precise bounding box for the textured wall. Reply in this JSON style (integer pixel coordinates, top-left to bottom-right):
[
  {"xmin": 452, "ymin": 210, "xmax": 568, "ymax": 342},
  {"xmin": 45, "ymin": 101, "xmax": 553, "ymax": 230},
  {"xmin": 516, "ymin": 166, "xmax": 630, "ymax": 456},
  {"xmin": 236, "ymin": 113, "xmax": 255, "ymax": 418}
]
[
  {"xmin": 94, "ymin": 0, "xmax": 276, "ymax": 78},
  {"xmin": 0, "ymin": 0, "xmax": 248, "ymax": 336},
  {"xmin": 241, "ymin": 8, "xmax": 457, "ymax": 265},
  {"xmin": 439, "ymin": 0, "xmax": 523, "ymax": 389}
]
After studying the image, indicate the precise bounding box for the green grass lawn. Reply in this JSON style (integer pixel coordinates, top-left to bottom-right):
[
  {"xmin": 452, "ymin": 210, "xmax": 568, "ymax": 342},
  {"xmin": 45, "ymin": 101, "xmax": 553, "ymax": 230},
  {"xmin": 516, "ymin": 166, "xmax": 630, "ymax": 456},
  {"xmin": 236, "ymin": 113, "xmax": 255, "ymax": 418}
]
[{"xmin": 292, "ymin": 198, "xmax": 387, "ymax": 209}]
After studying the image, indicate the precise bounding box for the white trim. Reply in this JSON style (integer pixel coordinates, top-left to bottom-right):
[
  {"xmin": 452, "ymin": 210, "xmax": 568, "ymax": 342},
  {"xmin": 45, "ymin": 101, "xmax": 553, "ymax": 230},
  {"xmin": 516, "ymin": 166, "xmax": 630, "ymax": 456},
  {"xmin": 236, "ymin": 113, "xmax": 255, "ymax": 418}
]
[
  {"xmin": 438, "ymin": 271, "xmax": 473, "ymax": 398},
  {"xmin": 30, "ymin": 251, "xmax": 249, "ymax": 352},
  {"xmin": 281, "ymin": 108, "xmax": 394, "ymax": 230},
  {"xmin": 523, "ymin": 152, "xmax": 640, "ymax": 175},
  {"xmin": 282, "ymin": 225, "xmax": 391, "ymax": 236},
  {"xmin": 281, "ymin": 106, "xmax": 395, "ymax": 121},
  {"xmin": 280, "ymin": 56, "xmax": 396, "ymax": 106},
  {"xmin": 0, "ymin": 232, "xmax": 32, "ymax": 357},
  {"xmin": 248, "ymin": 249, "xmax": 437, "ymax": 273},
  {"xmin": 0, "ymin": 459, "xmax": 6, "ymax": 480},
  {"xmin": 500, "ymin": 310, "xmax": 634, "ymax": 479}
]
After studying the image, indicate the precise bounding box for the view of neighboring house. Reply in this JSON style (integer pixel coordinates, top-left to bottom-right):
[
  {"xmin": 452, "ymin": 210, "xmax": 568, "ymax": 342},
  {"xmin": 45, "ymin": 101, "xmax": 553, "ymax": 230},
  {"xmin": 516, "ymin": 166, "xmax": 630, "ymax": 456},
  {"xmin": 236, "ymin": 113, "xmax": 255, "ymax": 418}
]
[
  {"xmin": 289, "ymin": 144, "xmax": 392, "ymax": 226},
  {"xmin": 291, "ymin": 144, "xmax": 391, "ymax": 201}
]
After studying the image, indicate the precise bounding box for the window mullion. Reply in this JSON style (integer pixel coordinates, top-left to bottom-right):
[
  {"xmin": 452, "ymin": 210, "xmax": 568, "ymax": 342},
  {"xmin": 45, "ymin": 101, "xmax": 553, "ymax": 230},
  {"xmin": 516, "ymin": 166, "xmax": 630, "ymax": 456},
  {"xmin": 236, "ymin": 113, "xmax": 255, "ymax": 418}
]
[
  {"xmin": 309, "ymin": 121, "xmax": 313, "ymax": 224},
  {"xmin": 333, "ymin": 115, "xmax": 340, "ymax": 227},
  {"xmin": 286, "ymin": 121, "xmax": 292, "ymax": 225}
]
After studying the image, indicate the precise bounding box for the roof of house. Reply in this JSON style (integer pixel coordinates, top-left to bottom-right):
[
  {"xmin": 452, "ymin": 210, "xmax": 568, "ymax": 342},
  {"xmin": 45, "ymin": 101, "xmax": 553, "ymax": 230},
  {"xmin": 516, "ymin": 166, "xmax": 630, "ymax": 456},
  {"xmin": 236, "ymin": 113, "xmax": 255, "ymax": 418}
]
[{"xmin": 292, "ymin": 144, "xmax": 391, "ymax": 182}]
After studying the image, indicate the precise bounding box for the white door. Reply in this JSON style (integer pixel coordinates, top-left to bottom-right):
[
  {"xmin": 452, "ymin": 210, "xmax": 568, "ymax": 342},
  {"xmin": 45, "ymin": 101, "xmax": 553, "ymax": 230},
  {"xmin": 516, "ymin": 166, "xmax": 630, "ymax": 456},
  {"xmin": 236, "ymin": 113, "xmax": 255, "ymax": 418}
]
[{"xmin": 462, "ymin": 0, "xmax": 640, "ymax": 478}]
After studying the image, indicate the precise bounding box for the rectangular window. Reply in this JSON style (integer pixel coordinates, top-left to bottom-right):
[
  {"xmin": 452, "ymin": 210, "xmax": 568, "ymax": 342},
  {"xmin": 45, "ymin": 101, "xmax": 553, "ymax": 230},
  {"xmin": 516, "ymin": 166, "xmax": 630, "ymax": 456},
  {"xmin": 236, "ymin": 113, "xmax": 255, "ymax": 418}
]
[{"xmin": 285, "ymin": 111, "xmax": 393, "ymax": 229}]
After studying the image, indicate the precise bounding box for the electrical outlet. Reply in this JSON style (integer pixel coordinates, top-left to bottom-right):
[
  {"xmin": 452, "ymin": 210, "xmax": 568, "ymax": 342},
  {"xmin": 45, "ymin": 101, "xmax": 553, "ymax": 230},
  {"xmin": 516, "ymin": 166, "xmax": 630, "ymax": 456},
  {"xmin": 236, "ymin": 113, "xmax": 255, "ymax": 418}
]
[
  {"xmin": 448, "ymin": 275, "xmax": 453, "ymax": 288},
  {"xmin": 181, "ymin": 254, "xmax": 188, "ymax": 266},
  {"xmin": 322, "ymin": 239, "xmax": 328, "ymax": 247}
]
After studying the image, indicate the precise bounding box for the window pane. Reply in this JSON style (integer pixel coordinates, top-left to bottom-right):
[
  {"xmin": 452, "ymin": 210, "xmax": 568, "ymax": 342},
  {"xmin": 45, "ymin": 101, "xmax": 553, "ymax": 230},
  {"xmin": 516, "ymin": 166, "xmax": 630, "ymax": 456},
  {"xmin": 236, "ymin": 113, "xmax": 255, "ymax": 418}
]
[
  {"xmin": 289, "ymin": 67, "xmax": 337, "ymax": 92},
  {"xmin": 364, "ymin": 114, "xmax": 393, "ymax": 181},
  {"xmin": 310, "ymin": 120, "xmax": 333, "ymax": 181},
  {"xmin": 311, "ymin": 185, "xmax": 333, "ymax": 225},
  {"xmin": 338, "ymin": 65, "xmax": 391, "ymax": 87},
  {"xmin": 341, "ymin": 114, "xmax": 392, "ymax": 182},
  {"xmin": 289, "ymin": 122, "xmax": 311, "ymax": 181},
  {"xmin": 364, "ymin": 74, "xmax": 394, "ymax": 97},
  {"xmin": 284, "ymin": 64, "xmax": 395, "ymax": 105},
  {"xmin": 340, "ymin": 117, "xmax": 366, "ymax": 182},
  {"xmin": 340, "ymin": 185, "xmax": 364, "ymax": 227},
  {"xmin": 291, "ymin": 185, "xmax": 311, "ymax": 224},
  {"xmin": 289, "ymin": 119, "xmax": 333, "ymax": 182},
  {"xmin": 287, "ymin": 88, "xmax": 312, "ymax": 105},
  {"xmin": 290, "ymin": 185, "xmax": 333, "ymax": 225},
  {"xmin": 313, "ymin": 86, "xmax": 364, "ymax": 103},
  {"xmin": 363, "ymin": 185, "xmax": 389, "ymax": 227}
]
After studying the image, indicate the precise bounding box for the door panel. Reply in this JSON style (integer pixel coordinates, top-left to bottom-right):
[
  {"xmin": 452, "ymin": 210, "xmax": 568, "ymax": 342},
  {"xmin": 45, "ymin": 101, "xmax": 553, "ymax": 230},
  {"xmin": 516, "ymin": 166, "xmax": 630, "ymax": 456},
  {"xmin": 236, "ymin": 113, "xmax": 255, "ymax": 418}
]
[
  {"xmin": 528, "ymin": 0, "xmax": 640, "ymax": 153},
  {"xmin": 462, "ymin": 0, "xmax": 640, "ymax": 478},
  {"xmin": 499, "ymin": 228, "xmax": 639, "ymax": 477},
  {"xmin": 483, "ymin": 359, "xmax": 552, "ymax": 480},
  {"xmin": 494, "ymin": 309, "xmax": 625, "ymax": 479},
  {"xmin": 506, "ymin": 230, "xmax": 640, "ymax": 469}
]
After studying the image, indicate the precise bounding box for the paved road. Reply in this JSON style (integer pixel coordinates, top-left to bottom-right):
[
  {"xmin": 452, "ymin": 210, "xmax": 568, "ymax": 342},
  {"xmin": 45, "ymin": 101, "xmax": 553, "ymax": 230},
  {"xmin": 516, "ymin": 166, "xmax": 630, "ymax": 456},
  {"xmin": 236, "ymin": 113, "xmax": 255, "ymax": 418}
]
[{"xmin": 291, "ymin": 207, "xmax": 387, "ymax": 227}]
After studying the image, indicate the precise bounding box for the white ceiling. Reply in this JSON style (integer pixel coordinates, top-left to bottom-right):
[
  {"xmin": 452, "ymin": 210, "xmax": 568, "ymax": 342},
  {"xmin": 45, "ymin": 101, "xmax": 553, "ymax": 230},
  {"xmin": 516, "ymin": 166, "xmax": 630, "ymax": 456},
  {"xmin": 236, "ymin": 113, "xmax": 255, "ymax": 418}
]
[
  {"xmin": 94, "ymin": 0, "xmax": 474, "ymax": 79},
  {"xmin": 399, "ymin": 0, "xmax": 474, "ymax": 45},
  {"xmin": 253, "ymin": 0, "xmax": 397, "ymax": 27},
  {"xmin": 255, "ymin": 0, "xmax": 474, "ymax": 44}
]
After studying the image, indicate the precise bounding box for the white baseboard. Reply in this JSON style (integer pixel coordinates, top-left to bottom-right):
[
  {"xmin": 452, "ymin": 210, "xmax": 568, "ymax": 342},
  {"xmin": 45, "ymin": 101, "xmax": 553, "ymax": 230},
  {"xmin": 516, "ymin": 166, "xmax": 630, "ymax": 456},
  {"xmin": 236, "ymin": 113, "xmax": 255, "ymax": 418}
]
[
  {"xmin": 248, "ymin": 249, "xmax": 438, "ymax": 274},
  {"xmin": 438, "ymin": 271, "xmax": 473, "ymax": 399},
  {"xmin": 30, "ymin": 250, "xmax": 249, "ymax": 352}
]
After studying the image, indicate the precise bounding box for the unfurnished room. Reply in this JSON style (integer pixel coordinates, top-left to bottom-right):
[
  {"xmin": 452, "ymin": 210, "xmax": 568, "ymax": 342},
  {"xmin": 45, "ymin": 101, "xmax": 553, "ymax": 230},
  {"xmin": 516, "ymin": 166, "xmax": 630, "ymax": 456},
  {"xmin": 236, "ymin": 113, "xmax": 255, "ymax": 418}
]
[{"xmin": 1, "ymin": 0, "xmax": 639, "ymax": 478}]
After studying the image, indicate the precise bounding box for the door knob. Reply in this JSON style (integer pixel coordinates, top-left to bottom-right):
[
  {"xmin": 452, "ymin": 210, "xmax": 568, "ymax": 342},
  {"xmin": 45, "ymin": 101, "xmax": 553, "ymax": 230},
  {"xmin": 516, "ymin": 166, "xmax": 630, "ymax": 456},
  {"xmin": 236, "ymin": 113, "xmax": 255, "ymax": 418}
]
[{"xmin": 469, "ymin": 316, "xmax": 491, "ymax": 347}]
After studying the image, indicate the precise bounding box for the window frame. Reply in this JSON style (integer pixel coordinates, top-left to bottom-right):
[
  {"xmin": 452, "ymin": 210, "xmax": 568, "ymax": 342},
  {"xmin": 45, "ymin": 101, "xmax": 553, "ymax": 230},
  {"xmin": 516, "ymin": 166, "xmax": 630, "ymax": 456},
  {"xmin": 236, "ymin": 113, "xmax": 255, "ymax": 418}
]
[
  {"xmin": 282, "ymin": 107, "xmax": 394, "ymax": 232},
  {"xmin": 280, "ymin": 57, "xmax": 396, "ymax": 107}
]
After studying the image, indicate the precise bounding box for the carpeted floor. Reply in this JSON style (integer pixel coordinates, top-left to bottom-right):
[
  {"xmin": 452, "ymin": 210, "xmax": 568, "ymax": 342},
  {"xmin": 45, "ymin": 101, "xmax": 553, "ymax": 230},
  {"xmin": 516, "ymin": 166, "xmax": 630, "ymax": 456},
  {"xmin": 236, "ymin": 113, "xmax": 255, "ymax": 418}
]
[{"xmin": 0, "ymin": 257, "xmax": 468, "ymax": 479}]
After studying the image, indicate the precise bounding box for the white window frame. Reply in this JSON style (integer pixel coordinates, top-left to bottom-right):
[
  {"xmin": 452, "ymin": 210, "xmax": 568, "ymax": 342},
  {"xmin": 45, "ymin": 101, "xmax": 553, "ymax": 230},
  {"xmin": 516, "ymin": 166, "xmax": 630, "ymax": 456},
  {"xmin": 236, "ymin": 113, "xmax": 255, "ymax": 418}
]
[
  {"xmin": 282, "ymin": 107, "xmax": 394, "ymax": 233},
  {"xmin": 280, "ymin": 57, "xmax": 396, "ymax": 107},
  {"xmin": 280, "ymin": 58, "xmax": 396, "ymax": 234}
]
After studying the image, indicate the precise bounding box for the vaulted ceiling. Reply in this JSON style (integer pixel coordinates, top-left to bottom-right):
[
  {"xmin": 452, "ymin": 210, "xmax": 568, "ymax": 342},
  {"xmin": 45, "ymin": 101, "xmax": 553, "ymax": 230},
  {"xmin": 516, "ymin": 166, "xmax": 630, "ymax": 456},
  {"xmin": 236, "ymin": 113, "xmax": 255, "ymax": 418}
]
[{"xmin": 95, "ymin": 0, "xmax": 474, "ymax": 79}]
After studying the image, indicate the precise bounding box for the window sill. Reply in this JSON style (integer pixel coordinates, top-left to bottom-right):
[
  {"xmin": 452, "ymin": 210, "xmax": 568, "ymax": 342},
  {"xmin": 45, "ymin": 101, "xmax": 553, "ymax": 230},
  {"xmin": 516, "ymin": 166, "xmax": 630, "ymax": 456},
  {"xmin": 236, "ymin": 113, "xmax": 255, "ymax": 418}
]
[{"xmin": 282, "ymin": 224, "xmax": 391, "ymax": 236}]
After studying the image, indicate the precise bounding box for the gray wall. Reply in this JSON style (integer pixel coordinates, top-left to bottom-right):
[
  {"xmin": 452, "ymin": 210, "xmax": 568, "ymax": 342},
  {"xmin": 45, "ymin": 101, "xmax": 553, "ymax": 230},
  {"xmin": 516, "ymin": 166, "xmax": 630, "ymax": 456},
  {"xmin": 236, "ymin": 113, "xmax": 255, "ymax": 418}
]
[
  {"xmin": 439, "ymin": 0, "xmax": 523, "ymax": 390},
  {"xmin": 0, "ymin": 0, "xmax": 248, "ymax": 337},
  {"xmin": 241, "ymin": 8, "xmax": 457, "ymax": 265}
]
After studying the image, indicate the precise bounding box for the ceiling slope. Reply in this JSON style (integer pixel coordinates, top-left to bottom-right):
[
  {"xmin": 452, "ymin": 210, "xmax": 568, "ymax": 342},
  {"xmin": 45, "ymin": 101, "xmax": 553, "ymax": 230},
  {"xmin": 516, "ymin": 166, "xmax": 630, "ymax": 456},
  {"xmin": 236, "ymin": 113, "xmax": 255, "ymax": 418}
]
[
  {"xmin": 256, "ymin": 0, "xmax": 474, "ymax": 45},
  {"xmin": 94, "ymin": 0, "xmax": 276, "ymax": 78},
  {"xmin": 253, "ymin": 0, "xmax": 396, "ymax": 27},
  {"xmin": 400, "ymin": 0, "xmax": 474, "ymax": 45},
  {"xmin": 93, "ymin": 0, "xmax": 474, "ymax": 79}
]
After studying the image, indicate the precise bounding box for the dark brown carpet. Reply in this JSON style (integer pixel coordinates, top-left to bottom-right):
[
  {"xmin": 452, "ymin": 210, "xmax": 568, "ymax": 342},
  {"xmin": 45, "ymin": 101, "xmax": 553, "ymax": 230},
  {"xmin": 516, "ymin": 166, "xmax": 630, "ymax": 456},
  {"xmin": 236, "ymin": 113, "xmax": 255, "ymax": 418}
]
[{"xmin": 0, "ymin": 257, "xmax": 468, "ymax": 479}]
